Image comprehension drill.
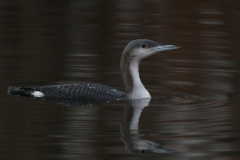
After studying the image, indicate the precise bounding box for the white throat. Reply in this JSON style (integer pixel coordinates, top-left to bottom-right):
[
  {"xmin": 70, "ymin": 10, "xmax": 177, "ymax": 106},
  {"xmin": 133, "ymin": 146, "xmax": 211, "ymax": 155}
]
[{"xmin": 127, "ymin": 60, "xmax": 151, "ymax": 99}]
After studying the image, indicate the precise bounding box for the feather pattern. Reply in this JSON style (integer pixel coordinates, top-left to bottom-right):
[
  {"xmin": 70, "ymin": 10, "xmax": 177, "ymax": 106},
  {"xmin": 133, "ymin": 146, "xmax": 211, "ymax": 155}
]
[{"xmin": 8, "ymin": 83, "xmax": 126, "ymax": 100}]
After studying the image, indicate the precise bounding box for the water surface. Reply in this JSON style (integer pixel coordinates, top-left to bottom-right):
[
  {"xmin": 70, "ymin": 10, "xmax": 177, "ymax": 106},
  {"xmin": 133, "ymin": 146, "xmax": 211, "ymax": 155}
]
[{"xmin": 1, "ymin": 0, "xmax": 240, "ymax": 159}]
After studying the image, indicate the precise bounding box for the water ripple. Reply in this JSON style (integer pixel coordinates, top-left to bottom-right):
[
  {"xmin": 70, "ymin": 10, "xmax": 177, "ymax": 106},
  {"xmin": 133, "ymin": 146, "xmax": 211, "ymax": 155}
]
[{"xmin": 155, "ymin": 92, "xmax": 228, "ymax": 106}]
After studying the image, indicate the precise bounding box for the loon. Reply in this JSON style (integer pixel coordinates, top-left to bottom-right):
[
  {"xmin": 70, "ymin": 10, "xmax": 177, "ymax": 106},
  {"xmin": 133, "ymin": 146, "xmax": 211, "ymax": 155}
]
[{"xmin": 8, "ymin": 39, "xmax": 179, "ymax": 100}]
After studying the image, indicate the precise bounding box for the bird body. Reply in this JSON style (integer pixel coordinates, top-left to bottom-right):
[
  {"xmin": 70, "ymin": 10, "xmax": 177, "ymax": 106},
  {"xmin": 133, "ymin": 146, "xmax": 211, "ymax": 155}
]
[
  {"xmin": 8, "ymin": 83, "xmax": 126, "ymax": 100},
  {"xmin": 8, "ymin": 39, "xmax": 179, "ymax": 100}
]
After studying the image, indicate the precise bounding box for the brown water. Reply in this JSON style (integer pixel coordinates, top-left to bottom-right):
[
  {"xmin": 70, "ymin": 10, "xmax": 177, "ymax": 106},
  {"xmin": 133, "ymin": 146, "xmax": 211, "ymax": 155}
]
[{"xmin": 1, "ymin": 0, "xmax": 240, "ymax": 159}]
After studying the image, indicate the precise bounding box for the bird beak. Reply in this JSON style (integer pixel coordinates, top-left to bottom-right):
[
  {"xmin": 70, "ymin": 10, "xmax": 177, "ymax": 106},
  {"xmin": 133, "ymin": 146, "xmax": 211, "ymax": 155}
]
[{"xmin": 154, "ymin": 45, "xmax": 180, "ymax": 53}]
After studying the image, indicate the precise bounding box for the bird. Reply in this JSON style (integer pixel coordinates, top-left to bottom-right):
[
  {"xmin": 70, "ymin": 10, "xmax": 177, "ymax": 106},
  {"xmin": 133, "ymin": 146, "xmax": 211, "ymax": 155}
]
[{"xmin": 8, "ymin": 39, "xmax": 179, "ymax": 100}]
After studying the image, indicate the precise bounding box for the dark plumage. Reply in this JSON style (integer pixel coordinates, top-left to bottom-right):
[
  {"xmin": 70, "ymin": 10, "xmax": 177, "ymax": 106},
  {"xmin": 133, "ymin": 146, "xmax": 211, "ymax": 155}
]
[{"xmin": 8, "ymin": 83, "xmax": 126, "ymax": 100}]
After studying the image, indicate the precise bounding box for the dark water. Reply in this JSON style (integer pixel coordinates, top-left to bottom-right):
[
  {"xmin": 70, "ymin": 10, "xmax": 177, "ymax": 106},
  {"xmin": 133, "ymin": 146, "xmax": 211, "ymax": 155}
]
[{"xmin": 1, "ymin": 0, "xmax": 240, "ymax": 159}]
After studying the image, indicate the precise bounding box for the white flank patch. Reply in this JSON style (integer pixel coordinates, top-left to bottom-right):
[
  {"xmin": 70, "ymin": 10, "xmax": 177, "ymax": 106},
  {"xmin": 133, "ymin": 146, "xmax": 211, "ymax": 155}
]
[{"xmin": 31, "ymin": 91, "xmax": 45, "ymax": 97}]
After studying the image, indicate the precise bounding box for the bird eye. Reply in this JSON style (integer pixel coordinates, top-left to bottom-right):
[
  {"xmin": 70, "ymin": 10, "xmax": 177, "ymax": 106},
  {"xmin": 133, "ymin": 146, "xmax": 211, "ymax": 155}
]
[{"xmin": 142, "ymin": 44, "xmax": 146, "ymax": 48}]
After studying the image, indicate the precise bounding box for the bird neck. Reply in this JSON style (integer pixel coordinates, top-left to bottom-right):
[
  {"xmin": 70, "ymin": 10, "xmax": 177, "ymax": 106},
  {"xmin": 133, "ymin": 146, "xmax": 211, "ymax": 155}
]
[{"xmin": 120, "ymin": 54, "xmax": 150, "ymax": 99}]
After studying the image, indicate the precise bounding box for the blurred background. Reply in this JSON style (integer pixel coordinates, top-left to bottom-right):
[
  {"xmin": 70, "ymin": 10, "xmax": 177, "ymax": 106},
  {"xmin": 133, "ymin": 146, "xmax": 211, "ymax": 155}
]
[{"xmin": 1, "ymin": 0, "xmax": 240, "ymax": 159}]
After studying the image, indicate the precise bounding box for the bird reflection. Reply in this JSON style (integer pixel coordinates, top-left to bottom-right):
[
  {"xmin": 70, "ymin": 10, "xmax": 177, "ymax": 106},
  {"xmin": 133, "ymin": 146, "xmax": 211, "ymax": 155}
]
[
  {"xmin": 121, "ymin": 98, "xmax": 173, "ymax": 154},
  {"xmin": 9, "ymin": 92, "xmax": 173, "ymax": 154}
]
